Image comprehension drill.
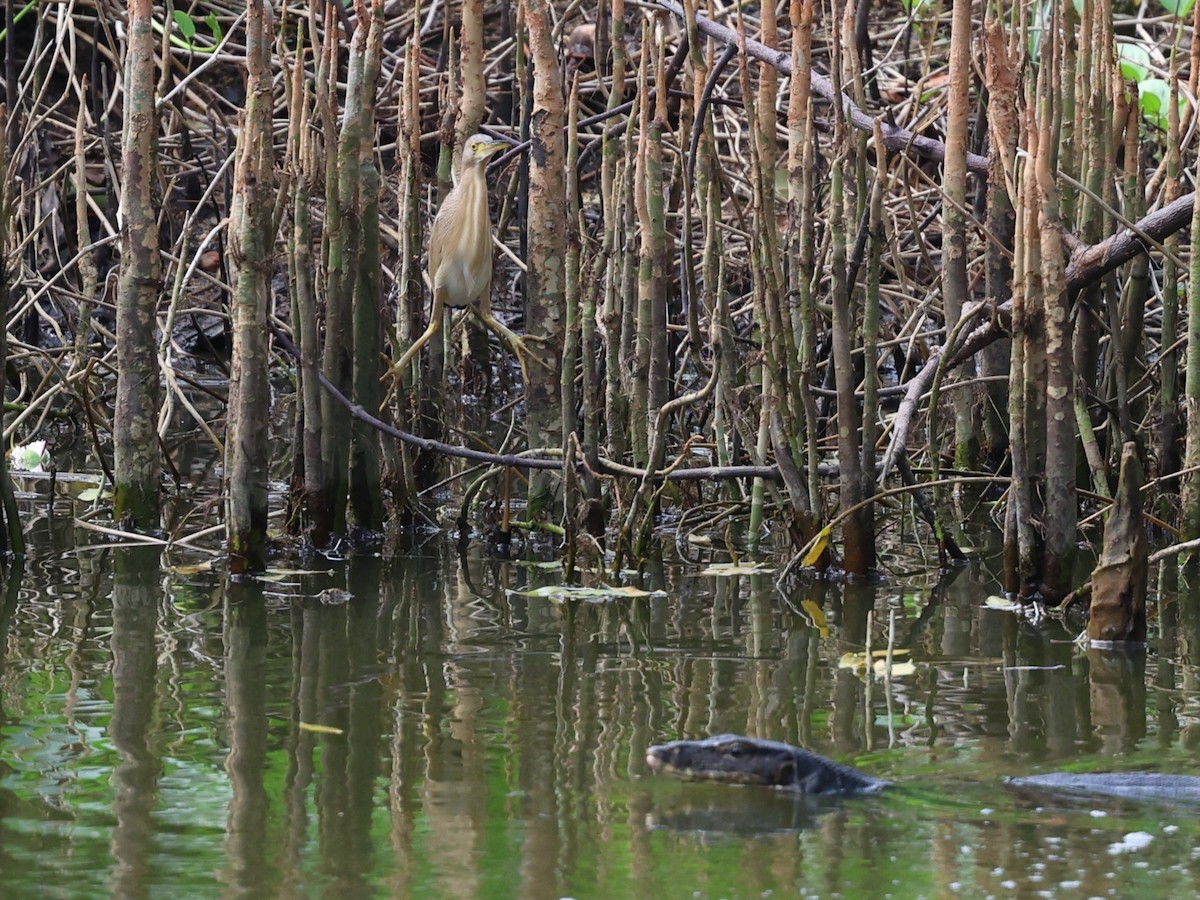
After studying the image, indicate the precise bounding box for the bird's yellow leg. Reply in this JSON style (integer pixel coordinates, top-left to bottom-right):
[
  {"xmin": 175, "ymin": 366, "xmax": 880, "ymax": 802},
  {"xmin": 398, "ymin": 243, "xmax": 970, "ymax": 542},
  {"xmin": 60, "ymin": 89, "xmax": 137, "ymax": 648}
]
[
  {"xmin": 471, "ymin": 283, "xmax": 553, "ymax": 381},
  {"xmin": 383, "ymin": 289, "xmax": 446, "ymax": 385},
  {"xmin": 473, "ymin": 306, "xmax": 553, "ymax": 384}
]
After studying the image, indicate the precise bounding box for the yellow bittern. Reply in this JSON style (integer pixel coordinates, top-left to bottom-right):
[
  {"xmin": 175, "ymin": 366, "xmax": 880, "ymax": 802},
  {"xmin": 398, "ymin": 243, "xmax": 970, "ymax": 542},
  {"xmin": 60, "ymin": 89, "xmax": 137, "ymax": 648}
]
[{"xmin": 387, "ymin": 133, "xmax": 537, "ymax": 381}]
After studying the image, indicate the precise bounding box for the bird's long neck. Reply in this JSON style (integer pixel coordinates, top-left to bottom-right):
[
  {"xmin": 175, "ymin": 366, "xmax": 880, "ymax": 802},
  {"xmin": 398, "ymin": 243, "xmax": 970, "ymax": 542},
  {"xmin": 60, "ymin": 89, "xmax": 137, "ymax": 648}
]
[{"xmin": 458, "ymin": 164, "xmax": 490, "ymax": 229}]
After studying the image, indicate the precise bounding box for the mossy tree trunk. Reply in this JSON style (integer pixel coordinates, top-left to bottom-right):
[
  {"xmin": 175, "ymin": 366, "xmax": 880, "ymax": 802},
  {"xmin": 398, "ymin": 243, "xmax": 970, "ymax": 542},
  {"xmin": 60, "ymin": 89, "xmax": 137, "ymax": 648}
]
[
  {"xmin": 285, "ymin": 22, "xmax": 324, "ymax": 541},
  {"xmin": 113, "ymin": 0, "xmax": 161, "ymax": 527},
  {"xmin": 226, "ymin": 0, "xmax": 276, "ymax": 573},
  {"xmin": 1037, "ymin": 12, "xmax": 1074, "ymax": 599},
  {"xmin": 521, "ymin": 0, "xmax": 566, "ymax": 517},
  {"xmin": 943, "ymin": 0, "xmax": 979, "ymax": 469},
  {"xmin": 0, "ymin": 106, "xmax": 21, "ymax": 556},
  {"xmin": 829, "ymin": 19, "xmax": 872, "ymax": 576},
  {"xmin": 1182, "ymin": 0, "xmax": 1200, "ymax": 547},
  {"xmin": 982, "ymin": 22, "xmax": 1017, "ymax": 466},
  {"xmin": 348, "ymin": 0, "xmax": 385, "ymax": 531}
]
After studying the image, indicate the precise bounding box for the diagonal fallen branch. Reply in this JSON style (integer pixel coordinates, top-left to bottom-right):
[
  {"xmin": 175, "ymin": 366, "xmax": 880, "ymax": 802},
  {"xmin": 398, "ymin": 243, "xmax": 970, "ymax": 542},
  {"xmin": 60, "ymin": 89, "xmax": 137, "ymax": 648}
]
[{"xmin": 271, "ymin": 318, "xmax": 787, "ymax": 482}]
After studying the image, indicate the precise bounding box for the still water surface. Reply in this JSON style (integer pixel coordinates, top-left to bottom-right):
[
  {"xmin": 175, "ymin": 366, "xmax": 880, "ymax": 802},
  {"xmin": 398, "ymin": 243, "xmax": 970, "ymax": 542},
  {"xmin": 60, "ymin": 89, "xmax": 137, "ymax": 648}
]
[{"xmin": 1, "ymin": 520, "xmax": 1200, "ymax": 898}]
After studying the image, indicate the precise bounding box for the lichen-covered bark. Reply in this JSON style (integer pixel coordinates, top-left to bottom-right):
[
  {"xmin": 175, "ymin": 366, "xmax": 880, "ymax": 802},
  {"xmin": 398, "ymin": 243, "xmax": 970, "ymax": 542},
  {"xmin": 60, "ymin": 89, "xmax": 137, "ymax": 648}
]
[
  {"xmin": 1039, "ymin": 120, "xmax": 1075, "ymax": 597},
  {"xmin": 1016, "ymin": 86, "xmax": 1047, "ymax": 592},
  {"xmin": 286, "ymin": 27, "xmax": 323, "ymax": 540},
  {"xmin": 318, "ymin": 3, "xmax": 381, "ymax": 536},
  {"xmin": 0, "ymin": 107, "xmax": 21, "ymax": 555},
  {"xmin": 456, "ymin": 0, "xmax": 485, "ymax": 156},
  {"xmin": 1159, "ymin": 74, "xmax": 1183, "ymax": 494},
  {"xmin": 521, "ymin": 0, "xmax": 565, "ymax": 515},
  {"xmin": 349, "ymin": 0, "xmax": 385, "ymax": 530},
  {"xmin": 114, "ymin": 0, "xmax": 161, "ymax": 527},
  {"xmin": 831, "ymin": 151, "xmax": 871, "ymax": 575},
  {"xmin": 385, "ymin": 36, "xmax": 424, "ymax": 517},
  {"xmin": 631, "ymin": 29, "xmax": 654, "ymax": 468},
  {"xmin": 788, "ymin": 0, "xmax": 822, "ymax": 533},
  {"xmin": 943, "ymin": 0, "xmax": 978, "ymax": 468},
  {"xmin": 829, "ymin": 23, "xmax": 871, "ymax": 576},
  {"xmin": 601, "ymin": 0, "xmax": 629, "ymax": 467},
  {"xmin": 1182, "ymin": 7, "xmax": 1200, "ymax": 544},
  {"xmin": 982, "ymin": 23, "xmax": 1016, "ymax": 464},
  {"xmin": 226, "ymin": 0, "xmax": 275, "ymax": 573}
]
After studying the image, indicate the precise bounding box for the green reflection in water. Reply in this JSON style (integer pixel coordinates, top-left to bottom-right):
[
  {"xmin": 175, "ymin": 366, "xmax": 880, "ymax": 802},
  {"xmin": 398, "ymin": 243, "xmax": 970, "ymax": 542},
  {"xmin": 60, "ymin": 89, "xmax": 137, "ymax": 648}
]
[{"xmin": 0, "ymin": 544, "xmax": 1197, "ymax": 898}]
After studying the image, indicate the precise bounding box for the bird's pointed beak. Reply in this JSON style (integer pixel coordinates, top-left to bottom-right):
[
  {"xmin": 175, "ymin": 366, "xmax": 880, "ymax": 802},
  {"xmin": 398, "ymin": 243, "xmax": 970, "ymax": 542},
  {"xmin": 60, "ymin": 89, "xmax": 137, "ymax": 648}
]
[{"xmin": 483, "ymin": 139, "xmax": 511, "ymax": 156}]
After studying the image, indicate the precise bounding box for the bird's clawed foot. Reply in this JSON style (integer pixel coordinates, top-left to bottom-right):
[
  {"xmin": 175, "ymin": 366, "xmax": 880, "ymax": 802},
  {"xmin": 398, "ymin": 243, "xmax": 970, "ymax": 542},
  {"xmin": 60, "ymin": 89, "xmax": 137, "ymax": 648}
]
[{"xmin": 477, "ymin": 313, "xmax": 555, "ymax": 383}]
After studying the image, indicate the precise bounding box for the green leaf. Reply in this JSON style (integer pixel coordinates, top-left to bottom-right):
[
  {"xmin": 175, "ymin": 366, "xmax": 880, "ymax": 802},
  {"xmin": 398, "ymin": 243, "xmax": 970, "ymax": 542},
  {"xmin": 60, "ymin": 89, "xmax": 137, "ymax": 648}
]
[
  {"xmin": 1158, "ymin": 0, "xmax": 1197, "ymax": 18},
  {"xmin": 173, "ymin": 10, "xmax": 197, "ymax": 41},
  {"xmin": 1117, "ymin": 44, "xmax": 1151, "ymax": 84},
  {"xmin": 205, "ymin": 12, "xmax": 223, "ymax": 44},
  {"xmin": 1137, "ymin": 78, "xmax": 1178, "ymax": 131}
]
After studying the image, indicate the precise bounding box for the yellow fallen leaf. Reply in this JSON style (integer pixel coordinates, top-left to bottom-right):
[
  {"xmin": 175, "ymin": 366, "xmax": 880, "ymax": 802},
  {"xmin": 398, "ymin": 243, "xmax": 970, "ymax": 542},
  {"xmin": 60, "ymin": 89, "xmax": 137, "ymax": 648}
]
[
  {"xmin": 299, "ymin": 722, "xmax": 344, "ymax": 735},
  {"xmin": 984, "ymin": 595, "xmax": 1022, "ymax": 612},
  {"xmin": 838, "ymin": 649, "xmax": 911, "ymax": 669},
  {"xmin": 872, "ymin": 659, "xmax": 917, "ymax": 677},
  {"xmin": 801, "ymin": 527, "xmax": 831, "ymax": 568},
  {"xmin": 168, "ymin": 560, "xmax": 215, "ymax": 576}
]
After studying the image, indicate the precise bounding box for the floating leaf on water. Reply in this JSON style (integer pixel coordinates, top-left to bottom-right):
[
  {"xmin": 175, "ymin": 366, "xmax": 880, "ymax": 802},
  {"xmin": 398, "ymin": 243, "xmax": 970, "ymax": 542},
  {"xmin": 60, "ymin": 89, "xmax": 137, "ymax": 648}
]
[
  {"xmin": 298, "ymin": 722, "xmax": 344, "ymax": 735},
  {"xmin": 514, "ymin": 560, "xmax": 565, "ymax": 571},
  {"xmin": 872, "ymin": 659, "xmax": 917, "ymax": 678},
  {"xmin": 77, "ymin": 487, "xmax": 110, "ymax": 503},
  {"xmin": 508, "ymin": 584, "xmax": 665, "ymax": 604},
  {"xmin": 984, "ymin": 595, "xmax": 1022, "ymax": 612},
  {"xmin": 9, "ymin": 440, "xmax": 49, "ymax": 474},
  {"xmin": 694, "ymin": 562, "xmax": 775, "ymax": 576},
  {"xmin": 801, "ymin": 527, "xmax": 831, "ymax": 568},
  {"xmin": 839, "ymin": 649, "xmax": 912, "ymax": 669},
  {"xmin": 257, "ymin": 567, "xmax": 335, "ymax": 583}
]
